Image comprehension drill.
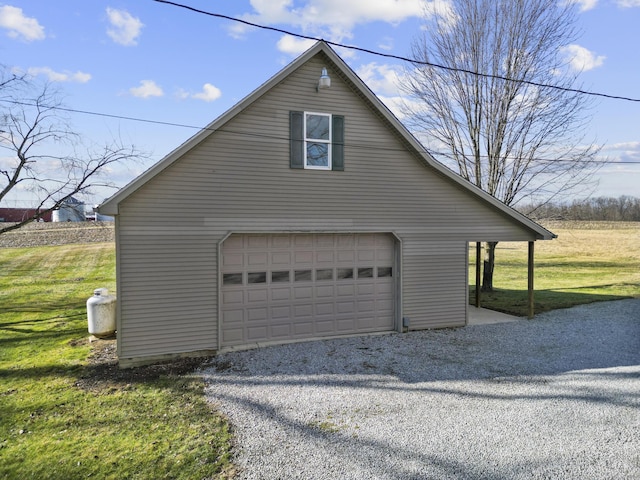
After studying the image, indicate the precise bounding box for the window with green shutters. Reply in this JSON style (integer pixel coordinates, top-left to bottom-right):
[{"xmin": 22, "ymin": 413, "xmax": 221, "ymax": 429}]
[{"xmin": 290, "ymin": 111, "xmax": 344, "ymax": 171}]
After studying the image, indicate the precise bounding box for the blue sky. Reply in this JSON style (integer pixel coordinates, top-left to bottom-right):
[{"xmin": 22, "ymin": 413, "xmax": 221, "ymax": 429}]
[{"xmin": 1, "ymin": 0, "xmax": 639, "ymax": 206}]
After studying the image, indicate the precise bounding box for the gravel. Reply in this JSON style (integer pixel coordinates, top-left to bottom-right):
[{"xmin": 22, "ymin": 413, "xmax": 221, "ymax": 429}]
[{"xmin": 202, "ymin": 299, "xmax": 640, "ymax": 479}]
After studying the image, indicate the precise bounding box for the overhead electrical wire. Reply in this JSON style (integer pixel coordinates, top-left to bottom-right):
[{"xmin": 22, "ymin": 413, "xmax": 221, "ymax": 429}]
[
  {"xmin": 2, "ymin": 1, "xmax": 639, "ymax": 165},
  {"xmin": 153, "ymin": 0, "xmax": 640, "ymax": 103},
  {"xmin": 2, "ymin": 97, "xmax": 638, "ymax": 165}
]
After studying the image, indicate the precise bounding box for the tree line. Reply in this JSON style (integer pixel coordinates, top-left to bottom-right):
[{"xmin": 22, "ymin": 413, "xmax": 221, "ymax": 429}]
[{"xmin": 522, "ymin": 196, "xmax": 640, "ymax": 222}]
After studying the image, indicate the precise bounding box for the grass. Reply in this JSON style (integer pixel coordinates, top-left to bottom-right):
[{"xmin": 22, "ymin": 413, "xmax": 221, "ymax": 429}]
[
  {"xmin": 0, "ymin": 243, "xmax": 233, "ymax": 480},
  {"xmin": 470, "ymin": 221, "xmax": 640, "ymax": 316}
]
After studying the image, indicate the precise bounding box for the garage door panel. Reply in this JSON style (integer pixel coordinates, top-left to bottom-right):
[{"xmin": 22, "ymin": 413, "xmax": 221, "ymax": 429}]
[
  {"xmin": 315, "ymin": 302, "xmax": 334, "ymax": 315},
  {"xmin": 357, "ymin": 283, "xmax": 375, "ymax": 295},
  {"xmin": 337, "ymin": 251, "xmax": 355, "ymax": 262},
  {"xmin": 358, "ymin": 300, "xmax": 375, "ymax": 313},
  {"xmin": 337, "ymin": 318, "xmax": 356, "ymax": 331},
  {"xmin": 248, "ymin": 289, "xmax": 268, "ymax": 303},
  {"xmin": 247, "ymin": 235, "xmax": 268, "ymax": 248},
  {"xmin": 271, "ymin": 324, "xmax": 291, "ymax": 338},
  {"xmin": 294, "ymin": 235, "xmax": 313, "ymax": 247},
  {"xmin": 271, "ymin": 252, "xmax": 291, "ymax": 265},
  {"xmin": 337, "ymin": 301, "xmax": 355, "ymax": 314},
  {"xmin": 294, "ymin": 286, "xmax": 313, "ymax": 300},
  {"xmin": 223, "ymin": 309, "xmax": 243, "ymax": 322},
  {"xmin": 294, "ymin": 304, "xmax": 313, "ymax": 317},
  {"xmin": 221, "ymin": 233, "xmax": 395, "ymax": 347},
  {"xmin": 294, "ymin": 322, "xmax": 315, "ymax": 335},
  {"xmin": 222, "ymin": 328, "xmax": 243, "ymax": 343},
  {"xmin": 315, "ymin": 320, "xmax": 335, "ymax": 333},
  {"xmin": 337, "ymin": 284, "xmax": 355, "ymax": 296},
  {"xmin": 247, "ymin": 325, "xmax": 268, "ymax": 340},
  {"xmin": 316, "ymin": 285, "xmax": 334, "ymax": 298},
  {"xmin": 272, "ymin": 235, "xmax": 291, "ymax": 248},
  {"xmin": 316, "ymin": 235, "xmax": 335, "ymax": 247},
  {"xmin": 222, "ymin": 253, "xmax": 244, "ymax": 270},
  {"xmin": 247, "ymin": 307, "xmax": 268, "ymax": 322},
  {"xmin": 316, "ymin": 251, "xmax": 335, "ymax": 263},
  {"xmin": 294, "ymin": 250, "xmax": 314, "ymax": 264},
  {"xmin": 222, "ymin": 290, "xmax": 243, "ymax": 305}
]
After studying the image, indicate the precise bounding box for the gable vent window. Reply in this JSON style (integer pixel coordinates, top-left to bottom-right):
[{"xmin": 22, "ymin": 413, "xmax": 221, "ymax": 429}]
[{"xmin": 290, "ymin": 111, "xmax": 344, "ymax": 171}]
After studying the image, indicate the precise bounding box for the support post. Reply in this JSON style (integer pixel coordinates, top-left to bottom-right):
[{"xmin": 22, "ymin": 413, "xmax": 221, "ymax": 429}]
[
  {"xmin": 475, "ymin": 242, "xmax": 482, "ymax": 308},
  {"xmin": 528, "ymin": 241, "xmax": 535, "ymax": 319}
]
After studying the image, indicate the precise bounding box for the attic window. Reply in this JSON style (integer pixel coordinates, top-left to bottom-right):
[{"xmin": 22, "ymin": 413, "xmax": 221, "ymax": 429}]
[
  {"xmin": 305, "ymin": 113, "xmax": 331, "ymax": 169},
  {"xmin": 290, "ymin": 111, "xmax": 344, "ymax": 171}
]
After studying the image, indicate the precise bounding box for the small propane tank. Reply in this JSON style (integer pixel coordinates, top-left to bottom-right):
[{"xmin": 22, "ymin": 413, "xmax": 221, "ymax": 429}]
[{"xmin": 87, "ymin": 288, "xmax": 116, "ymax": 338}]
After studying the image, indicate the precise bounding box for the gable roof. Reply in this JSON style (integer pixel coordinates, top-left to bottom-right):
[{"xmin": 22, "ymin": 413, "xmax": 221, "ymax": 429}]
[{"xmin": 97, "ymin": 41, "xmax": 554, "ymax": 240}]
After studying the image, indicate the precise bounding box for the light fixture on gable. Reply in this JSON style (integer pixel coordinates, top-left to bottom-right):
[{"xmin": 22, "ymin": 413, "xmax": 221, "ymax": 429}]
[{"xmin": 316, "ymin": 67, "xmax": 331, "ymax": 92}]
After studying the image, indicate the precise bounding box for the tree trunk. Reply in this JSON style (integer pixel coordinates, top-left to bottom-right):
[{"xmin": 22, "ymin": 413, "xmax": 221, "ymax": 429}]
[{"xmin": 482, "ymin": 241, "xmax": 498, "ymax": 292}]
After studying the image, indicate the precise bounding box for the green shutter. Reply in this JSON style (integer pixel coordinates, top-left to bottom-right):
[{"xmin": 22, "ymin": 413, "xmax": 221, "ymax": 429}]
[
  {"xmin": 332, "ymin": 115, "xmax": 344, "ymax": 171},
  {"xmin": 290, "ymin": 111, "xmax": 304, "ymax": 169}
]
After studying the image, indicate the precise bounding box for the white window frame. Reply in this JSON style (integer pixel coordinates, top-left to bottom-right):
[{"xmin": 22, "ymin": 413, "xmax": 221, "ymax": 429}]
[{"xmin": 304, "ymin": 112, "xmax": 332, "ymax": 170}]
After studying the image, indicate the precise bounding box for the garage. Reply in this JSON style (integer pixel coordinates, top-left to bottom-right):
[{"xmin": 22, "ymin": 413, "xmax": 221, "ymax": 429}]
[{"xmin": 220, "ymin": 233, "xmax": 396, "ymax": 347}]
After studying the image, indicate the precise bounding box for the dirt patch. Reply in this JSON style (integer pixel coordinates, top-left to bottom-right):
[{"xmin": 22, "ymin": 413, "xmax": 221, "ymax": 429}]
[{"xmin": 76, "ymin": 338, "xmax": 209, "ymax": 393}]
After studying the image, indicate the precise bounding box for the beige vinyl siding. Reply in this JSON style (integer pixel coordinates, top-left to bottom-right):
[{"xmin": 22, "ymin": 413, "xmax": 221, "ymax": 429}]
[
  {"xmin": 114, "ymin": 52, "xmax": 540, "ymax": 360},
  {"xmin": 116, "ymin": 232, "xmax": 219, "ymax": 360},
  {"xmin": 402, "ymin": 237, "xmax": 468, "ymax": 330}
]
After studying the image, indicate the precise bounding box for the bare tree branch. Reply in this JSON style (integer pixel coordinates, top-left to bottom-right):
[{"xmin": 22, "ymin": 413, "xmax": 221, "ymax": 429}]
[
  {"xmin": 0, "ymin": 66, "xmax": 143, "ymax": 235},
  {"xmin": 400, "ymin": 0, "xmax": 605, "ymax": 289}
]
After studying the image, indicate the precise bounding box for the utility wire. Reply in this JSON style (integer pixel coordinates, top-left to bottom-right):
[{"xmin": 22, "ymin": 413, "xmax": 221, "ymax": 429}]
[
  {"xmin": 2, "ymin": 98, "xmax": 639, "ymax": 164},
  {"xmin": 153, "ymin": 0, "xmax": 640, "ymax": 103}
]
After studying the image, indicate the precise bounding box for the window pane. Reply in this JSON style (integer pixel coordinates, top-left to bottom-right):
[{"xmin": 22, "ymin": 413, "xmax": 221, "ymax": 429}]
[
  {"xmin": 337, "ymin": 268, "xmax": 353, "ymax": 280},
  {"xmin": 295, "ymin": 270, "xmax": 312, "ymax": 282},
  {"xmin": 316, "ymin": 269, "xmax": 333, "ymax": 281},
  {"xmin": 223, "ymin": 273, "xmax": 243, "ymax": 285},
  {"xmin": 306, "ymin": 143, "xmax": 328, "ymax": 167},
  {"xmin": 358, "ymin": 267, "xmax": 373, "ymax": 278},
  {"xmin": 248, "ymin": 272, "xmax": 266, "ymax": 284},
  {"xmin": 271, "ymin": 271, "xmax": 290, "ymax": 283},
  {"xmin": 377, "ymin": 267, "xmax": 393, "ymax": 278},
  {"xmin": 306, "ymin": 114, "xmax": 330, "ymax": 140}
]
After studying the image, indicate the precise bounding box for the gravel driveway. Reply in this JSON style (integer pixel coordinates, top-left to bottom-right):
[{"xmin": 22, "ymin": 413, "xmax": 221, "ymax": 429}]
[{"xmin": 202, "ymin": 299, "xmax": 640, "ymax": 479}]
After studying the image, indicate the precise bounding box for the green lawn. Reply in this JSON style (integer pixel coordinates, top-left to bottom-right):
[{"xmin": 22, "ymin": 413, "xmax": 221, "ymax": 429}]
[
  {"xmin": 0, "ymin": 243, "xmax": 233, "ymax": 479},
  {"xmin": 470, "ymin": 221, "xmax": 640, "ymax": 316}
]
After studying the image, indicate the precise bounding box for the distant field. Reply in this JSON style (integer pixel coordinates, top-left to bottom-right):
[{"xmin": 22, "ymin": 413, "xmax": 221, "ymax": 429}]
[{"xmin": 470, "ymin": 221, "xmax": 640, "ymax": 316}]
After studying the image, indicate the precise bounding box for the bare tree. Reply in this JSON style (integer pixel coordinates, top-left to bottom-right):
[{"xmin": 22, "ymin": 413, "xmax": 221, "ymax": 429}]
[
  {"xmin": 401, "ymin": 0, "xmax": 603, "ymax": 290},
  {"xmin": 0, "ymin": 68, "xmax": 140, "ymax": 235}
]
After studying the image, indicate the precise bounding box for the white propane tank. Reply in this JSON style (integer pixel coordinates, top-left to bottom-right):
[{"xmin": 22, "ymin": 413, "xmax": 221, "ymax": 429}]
[{"xmin": 87, "ymin": 288, "xmax": 116, "ymax": 338}]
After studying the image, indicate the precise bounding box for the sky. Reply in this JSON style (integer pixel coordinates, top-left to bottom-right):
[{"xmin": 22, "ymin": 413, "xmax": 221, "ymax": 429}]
[{"xmin": 1, "ymin": 0, "xmax": 639, "ymax": 207}]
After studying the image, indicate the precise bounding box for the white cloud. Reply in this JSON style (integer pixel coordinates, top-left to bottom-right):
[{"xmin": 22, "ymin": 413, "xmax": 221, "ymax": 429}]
[
  {"xmin": 356, "ymin": 62, "xmax": 403, "ymax": 96},
  {"xmin": 0, "ymin": 5, "xmax": 45, "ymax": 41},
  {"xmin": 617, "ymin": 0, "xmax": 640, "ymax": 7},
  {"xmin": 25, "ymin": 67, "xmax": 91, "ymax": 83},
  {"xmin": 378, "ymin": 37, "xmax": 394, "ymax": 51},
  {"xmin": 192, "ymin": 83, "xmax": 222, "ymax": 102},
  {"xmin": 565, "ymin": 0, "xmax": 598, "ymax": 12},
  {"xmin": 106, "ymin": 8, "xmax": 143, "ymax": 46},
  {"xmin": 276, "ymin": 35, "xmax": 316, "ymax": 55},
  {"xmin": 560, "ymin": 44, "xmax": 605, "ymax": 71},
  {"xmin": 235, "ymin": 0, "xmax": 434, "ymax": 51},
  {"xmin": 602, "ymin": 141, "xmax": 640, "ymax": 163},
  {"xmin": 129, "ymin": 80, "xmax": 163, "ymax": 98}
]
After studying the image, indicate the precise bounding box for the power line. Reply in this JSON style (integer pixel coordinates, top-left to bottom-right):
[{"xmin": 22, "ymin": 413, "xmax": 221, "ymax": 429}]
[
  {"xmin": 153, "ymin": 0, "xmax": 640, "ymax": 104},
  {"xmin": 2, "ymin": 97, "xmax": 640, "ymax": 164}
]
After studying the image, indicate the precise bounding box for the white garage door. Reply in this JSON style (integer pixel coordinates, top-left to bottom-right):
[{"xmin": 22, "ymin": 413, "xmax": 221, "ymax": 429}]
[{"xmin": 220, "ymin": 233, "xmax": 395, "ymax": 347}]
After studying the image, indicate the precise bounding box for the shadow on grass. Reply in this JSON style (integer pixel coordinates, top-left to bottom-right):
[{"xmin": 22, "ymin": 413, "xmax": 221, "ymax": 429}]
[{"xmin": 469, "ymin": 286, "xmax": 637, "ymax": 316}]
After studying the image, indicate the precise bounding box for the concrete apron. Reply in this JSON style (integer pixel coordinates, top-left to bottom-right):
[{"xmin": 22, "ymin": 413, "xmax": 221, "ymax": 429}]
[{"xmin": 468, "ymin": 306, "xmax": 522, "ymax": 325}]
